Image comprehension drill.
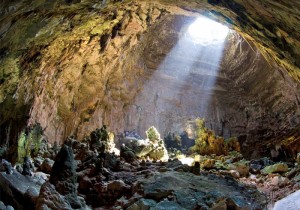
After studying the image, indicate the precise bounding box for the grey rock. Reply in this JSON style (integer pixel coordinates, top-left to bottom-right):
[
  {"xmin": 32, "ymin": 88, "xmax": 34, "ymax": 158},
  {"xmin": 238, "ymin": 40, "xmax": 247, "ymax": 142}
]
[
  {"xmin": 0, "ymin": 159, "xmax": 13, "ymax": 174},
  {"xmin": 154, "ymin": 200, "xmax": 185, "ymax": 210},
  {"xmin": 134, "ymin": 171, "xmax": 264, "ymax": 209},
  {"xmin": 0, "ymin": 170, "xmax": 41, "ymax": 209},
  {"xmin": 0, "ymin": 201, "xmax": 5, "ymax": 210},
  {"xmin": 39, "ymin": 158, "xmax": 54, "ymax": 174},
  {"xmin": 127, "ymin": 198, "xmax": 157, "ymax": 210},
  {"xmin": 50, "ymin": 145, "xmax": 83, "ymax": 209},
  {"xmin": 24, "ymin": 186, "xmax": 39, "ymax": 204},
  {"xmin": 6, "ymin": 205, "xmax": 14, "ymax": 210},
  {"xmin": 35, "ymin": 182, "xmax": 72, "ymax": 210}
]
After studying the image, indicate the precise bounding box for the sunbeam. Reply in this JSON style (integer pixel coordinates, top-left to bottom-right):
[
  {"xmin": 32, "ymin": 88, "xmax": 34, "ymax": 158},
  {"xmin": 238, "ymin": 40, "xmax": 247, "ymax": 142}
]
[{"xmin": 127, "ymin": 16, "xmax": 230, "ymax": 136}]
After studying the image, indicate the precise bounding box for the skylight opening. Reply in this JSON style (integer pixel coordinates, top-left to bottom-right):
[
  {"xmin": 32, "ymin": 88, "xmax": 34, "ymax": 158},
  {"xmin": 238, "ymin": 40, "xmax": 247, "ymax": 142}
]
[{"xmin": 188, "ymin": 17, "xmax": 229, "ymax": 45}]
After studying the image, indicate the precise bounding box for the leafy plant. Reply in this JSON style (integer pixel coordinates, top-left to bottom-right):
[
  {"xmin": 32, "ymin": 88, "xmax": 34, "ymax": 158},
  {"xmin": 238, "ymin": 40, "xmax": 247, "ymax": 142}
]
[
  {"xmin": 146, "ymin": 126, "xmax": 161, "ymax": 142},
  {"xmin": 190, "ymin": 118, "xmax": 227, "ymax": 156}
]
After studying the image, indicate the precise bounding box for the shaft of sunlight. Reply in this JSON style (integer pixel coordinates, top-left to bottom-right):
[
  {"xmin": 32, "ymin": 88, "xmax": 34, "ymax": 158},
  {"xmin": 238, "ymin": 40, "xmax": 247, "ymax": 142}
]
[{"xmin": 127, "ymin": 16, "xmax": 230, "ymax": 135}]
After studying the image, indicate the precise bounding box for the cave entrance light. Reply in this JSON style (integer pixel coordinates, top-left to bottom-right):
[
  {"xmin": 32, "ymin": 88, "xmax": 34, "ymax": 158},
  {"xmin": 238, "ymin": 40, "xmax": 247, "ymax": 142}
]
[{"xmin": 188, "ymin": 17, "xmax": 229, "ymax": 45}]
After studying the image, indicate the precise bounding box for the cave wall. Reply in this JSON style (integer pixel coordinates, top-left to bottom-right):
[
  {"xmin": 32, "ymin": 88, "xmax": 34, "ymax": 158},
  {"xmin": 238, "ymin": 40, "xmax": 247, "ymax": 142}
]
[
  {"xmin": 121, "ymin": 16, "xmax": 300, "ymax": 158},
  {"xmin": 0, "ymin": 0, "xmax": 300, "ymax": 158}
]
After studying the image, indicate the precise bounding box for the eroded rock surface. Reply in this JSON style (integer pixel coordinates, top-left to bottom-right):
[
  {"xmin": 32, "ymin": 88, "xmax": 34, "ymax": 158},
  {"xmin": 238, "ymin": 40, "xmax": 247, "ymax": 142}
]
[
  {"xmin": 0, "ymin": 0, "xmax": 299, "ymax": 161},
  {"xmin": 49, "ymin": 145, "xmax": 83, "ymax": 209}
]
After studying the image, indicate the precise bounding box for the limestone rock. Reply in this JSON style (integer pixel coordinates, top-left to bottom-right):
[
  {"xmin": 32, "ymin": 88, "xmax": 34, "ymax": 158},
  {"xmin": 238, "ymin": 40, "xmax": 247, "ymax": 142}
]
[
  {"xmin": 229, "ymin": 170, "xmax": 240, "ymax": 179},
  {"xmin": 155, "ymin": 200, "xmax": 185, "ymax": 210},
  {"xmin": 36, "ymin": 182, "xmax": 72, "ymax": 210},
  {"xmin": 0, "ymin": 170, "xmax": 41, "ymax": 209},
  {"xmin": 127, "ymin": 198, "xmax": 157, "ymax": 210},
  {"xmin": 262, "ymin": 163, "xmax": 289, "ymax": 174},
  {"xmin": 122, "ymin": 127, "xmax": 168, "ymax": 162},
  {"xmin": 22, "ymin": 156, "xmax": 33, "ymax": 176},
  {"xmin": 134, "ymin": 171, "xmax": 264, "ymax": 209},
  {"xmin": 39, "ymin": 158, "xmax": 54, "ymax": 174},
  {"xmin": 49, "ymin": 145, "xmax": 83, "ymax": 209},
  {"xmin": 0, "ymin": 201, "xmax": 6, "ymax": 210},
  {"xmin": 33, "ymin": 157, "xmax": 44, "ymax": 168},
  {"xmin": 0, "ymin": 159, "xmax": 13, "ymax": 174},
  {"xmin": 270, "ymin": 176, "xmax": 290, "ymax": 187},
  {"xmin": 6, "ymin": 206, "xmax": 14, "ymax": 210},
  {"xmin": 24, "ymin": 186, "xmax": 40, "ymax": 205},
  {"xmin": 296, "ymin": 153, "xmax": 300, "ymax": 165},
  {"xmin": 229, "ymin": 162, "xmax": 249, "ymax": 177}
]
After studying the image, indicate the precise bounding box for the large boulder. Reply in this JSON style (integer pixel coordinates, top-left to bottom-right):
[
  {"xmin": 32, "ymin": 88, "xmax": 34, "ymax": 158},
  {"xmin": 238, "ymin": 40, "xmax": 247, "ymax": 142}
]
[{"xmin": 0, "ymin": 170, "xmax": 41, "ymax": 209}]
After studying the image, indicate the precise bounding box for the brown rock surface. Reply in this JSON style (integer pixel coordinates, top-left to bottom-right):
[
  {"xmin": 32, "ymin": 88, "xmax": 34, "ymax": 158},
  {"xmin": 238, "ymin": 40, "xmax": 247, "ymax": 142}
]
[{"xmin": 0, "ymin": 0, "xmax": 299, "ymax": 160}]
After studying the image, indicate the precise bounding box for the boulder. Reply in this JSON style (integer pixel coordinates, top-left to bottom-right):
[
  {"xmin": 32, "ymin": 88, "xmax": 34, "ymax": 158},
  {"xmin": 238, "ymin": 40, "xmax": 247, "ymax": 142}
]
[
  {"xmin": 0, "ymin": 159, "xmax": 13, "ymax": 174},
  {"xmin": 39, "ymin": 158, "xmax": 54, "ymax": 174},
  {"xmin": 0, "ymin": 171, "xmax": 41, "ymax": 209},
  {"xmin": 120, "ymin": 145, "xmax": 138, "ymax": 163},
  {"xmin": 229, "ymin": 162, "xmax": 249, "ymax": 177},
  {"xmin": 0, "ymin": 201, "xmax": 6, "ymax": 209},
  {"xmin": 250, "ymin": 157, "xmax": 274, "ymax": 170},
  {"xmin": 33, "ymin": 157, "xmax": 44, "ymax": 168},
  {"xmin": 122, "ymin": 127, "xmax": 169, "ymax": 161},
  {"xmin": 262, "ymin": 163, "xmax": 288, "ymax": 174},
  {"xmin": 22, "ymin": 156, "xmax": 33, "ymax": 176},
  {"xmin": 270, "ymin": 176, "xmax": 290, "ymax": 187},
  {"xmin": 35, "ymin": 182, "xmax": 72, "ymax": 210},
  {"xmin": 229, "ymin": 170, "xmax": 240, "ymax": 179}
]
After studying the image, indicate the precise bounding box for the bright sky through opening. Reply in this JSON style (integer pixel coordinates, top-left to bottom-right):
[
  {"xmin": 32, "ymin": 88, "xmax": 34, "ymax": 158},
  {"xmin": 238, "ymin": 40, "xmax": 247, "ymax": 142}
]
[{"xmin": 188, "ymin": 17, "xmax": 229, "ymax": 45}]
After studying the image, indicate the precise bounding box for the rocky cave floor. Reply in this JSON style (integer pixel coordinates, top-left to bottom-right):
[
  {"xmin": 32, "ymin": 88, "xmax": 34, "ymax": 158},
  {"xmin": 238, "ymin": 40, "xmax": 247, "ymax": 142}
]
[{"xmin": 0, "ymin": 135, "xmax": 300, "ymax": 210}]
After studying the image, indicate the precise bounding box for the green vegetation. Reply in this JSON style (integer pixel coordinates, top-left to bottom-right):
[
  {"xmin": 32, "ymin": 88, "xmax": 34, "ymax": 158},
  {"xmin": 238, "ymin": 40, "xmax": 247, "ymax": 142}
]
[
  {"xmin": 146, "ymin": 126, "xmax": 161, "ymax": 142},
  {"xmin": 190, "ymin": 118, "xmax": 228, "ymax": 156},
  {"xmin": 17, "ymin": 124, "xmax": 44, "ymax": 163}
]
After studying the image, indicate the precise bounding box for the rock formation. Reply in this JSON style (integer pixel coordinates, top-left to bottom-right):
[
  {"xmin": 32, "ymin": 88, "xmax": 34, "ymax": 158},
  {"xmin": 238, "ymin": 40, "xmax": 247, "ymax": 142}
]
[
  {"xmin": 0, "ymin": 0, "xmax": 300, "ymax": 208},
  {"xmin": 49, "ymin": 145, "xmax": 83, "ymax": 209},
  {"xmin": 0, "ymin": 0, "xmax": 299, "ymax": 161}
]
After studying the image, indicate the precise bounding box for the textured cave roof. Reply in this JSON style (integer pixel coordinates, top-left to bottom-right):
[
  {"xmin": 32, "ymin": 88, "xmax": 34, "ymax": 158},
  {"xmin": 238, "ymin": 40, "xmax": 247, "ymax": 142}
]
[
  {"xmin": 1, "ymin": 0, "xmax": 299, "ymax": 80},
  {"xmin": 0, "ymin": 0, "xmax": 299, "ymax": 153}
]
